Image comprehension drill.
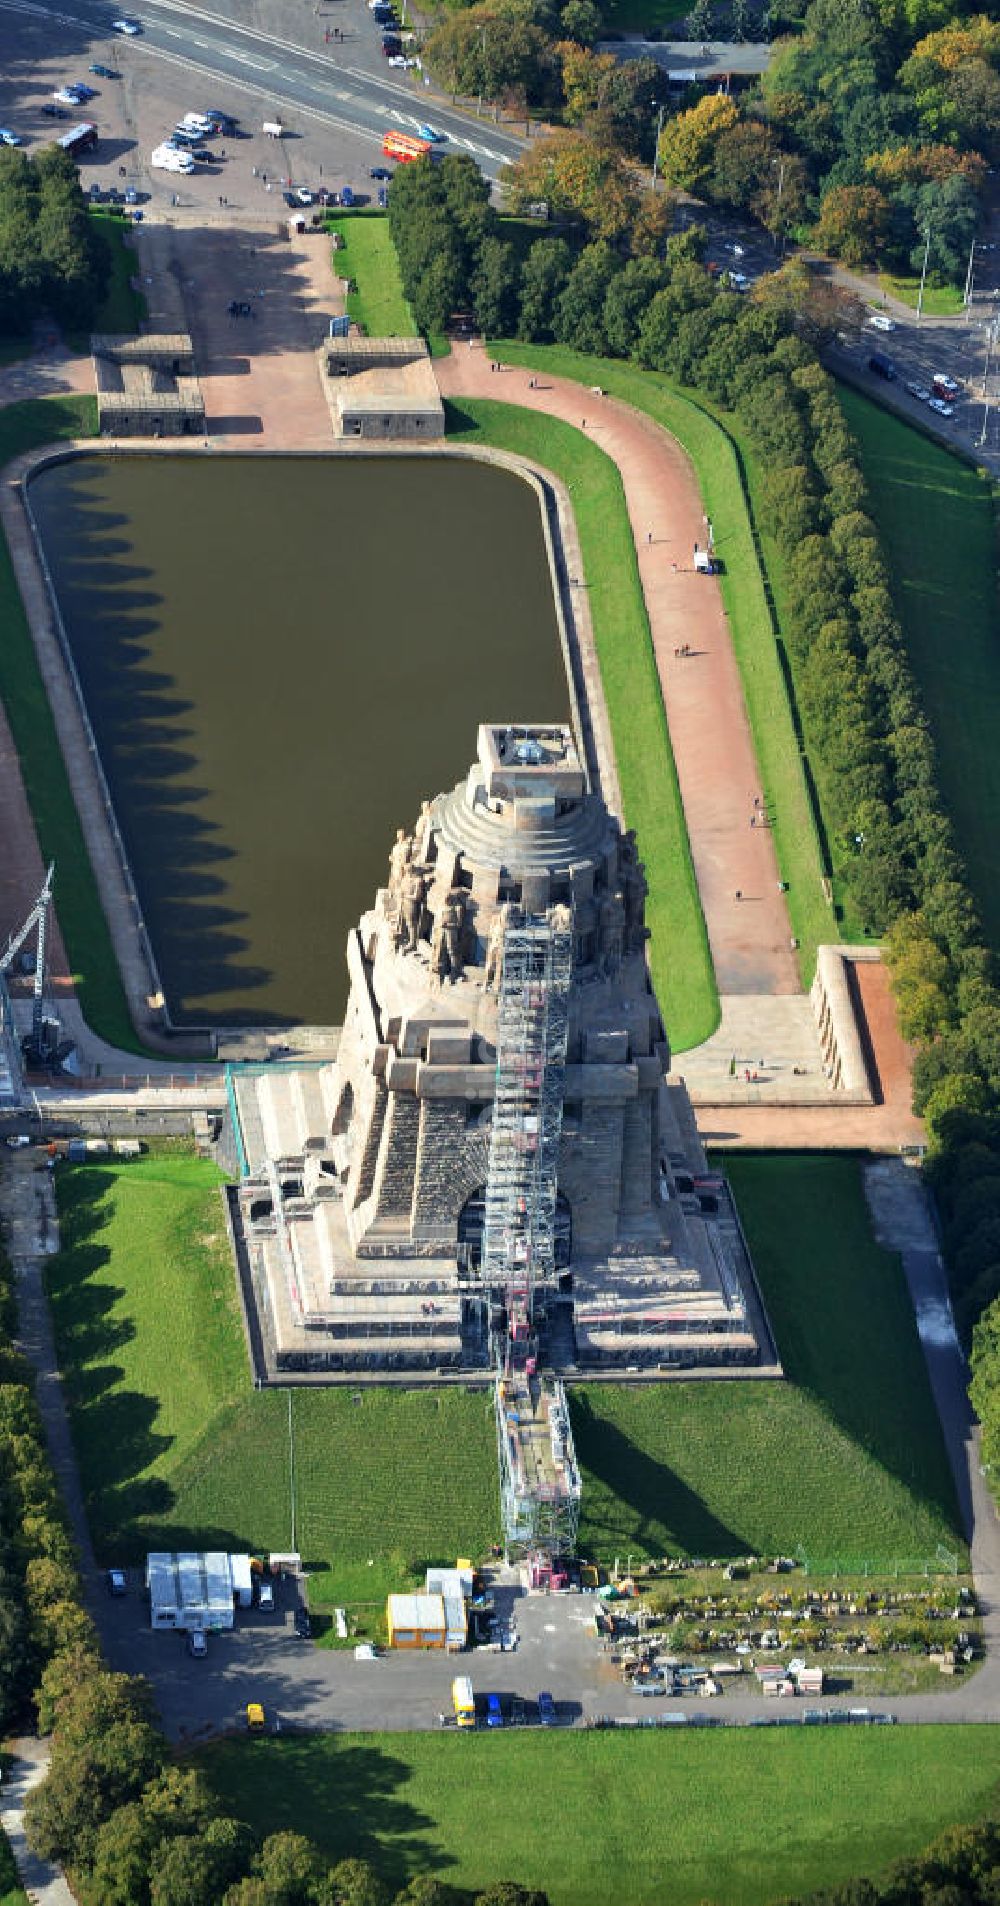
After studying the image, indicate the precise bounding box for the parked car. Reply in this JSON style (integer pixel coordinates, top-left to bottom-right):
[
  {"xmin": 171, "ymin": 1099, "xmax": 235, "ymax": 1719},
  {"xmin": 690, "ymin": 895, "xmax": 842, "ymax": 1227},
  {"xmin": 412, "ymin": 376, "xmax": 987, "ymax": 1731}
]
[
  {"xmin": 387, "ymin": 54, "xmax": 406, "ymax": 65},
  {"xmin": 125, "ymin": 187, "xmax": 138, "ymax": 202},
  {"xmin": 40, "ymin": 103, "xmax": 65, "ymax": 117},
  {"xmin": 71, "ymin": 82, "xmax": 97, "ymax": 98},
  {"xmin": 537, "ymin": 1690, "xmax": 556, "ymax": 1726},
  {"xmin": 111, "ymin": 17, "xmax": 142, "ymax": 32},
  {"xmin": 5, "ymin": 1134, "xmax": 30, "ymax": 1148},
  {"xmin": 53, "ymin": 87, "xmax": 84, "ymax": 104},
  {"xmin": 296, "ymin": 186, "xmax": 314, "ymax": 204},
  {"xmin": 190, "ymin": 149, "xmax": 217, "ymax": 162},
  {"xmin": 905, "ymin": 381, "xmax": 931, "ymax": 401},
  {"xmin": 90, "ymin": 62, "xmax": 119, "ymax": 76},
  {"xmin": 187, "ymin": 1631, "xmax": 208, "ymax": 1658},
  {"xmin": 294, "ymin": 1607, "xmax": 312, "ymax": 1639},
  {"xmin": 510, "ymin": 1696, "xmax": 526, "ymax": 1726},
  {"xmin": 282, "ymin": 190, "xmax": 298, "ymax": 206},
  {"xmin": 928, "ymin": 397, "xmax": 954, "ymax": 417},
  {"xmin": 106, "ymin": 1567, "xmax": 127, "ymax": 1595},
  {"xmin": 933, "ymin": 373, "xmax": 960, "ymax": 398},
  {"xmin": 258, "ymin": 1580, "xmax": 275, "ymax": 1611},
  {"xmin": 246, "ymin": 1702, "xmax": 265, "ymax": 1731},
  {"xmin": 0, "ymin": 129, "xmax": 23, "ymax": 145},
  {"xmin": 486, "ymin": 1693, "xmax": 504, "ymax": 1728}
]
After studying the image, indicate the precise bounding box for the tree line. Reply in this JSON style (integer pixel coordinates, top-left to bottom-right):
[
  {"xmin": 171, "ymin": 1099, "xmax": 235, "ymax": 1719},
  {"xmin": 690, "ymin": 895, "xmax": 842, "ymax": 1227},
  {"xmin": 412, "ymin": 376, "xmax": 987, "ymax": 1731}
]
[
  {"xmin": 0, "ymin": 1177, "xmax": 543, "ymax": 1905},
  {"xmin": 0, "ymin": 147, "xmax": 109, "ymax": 334},
  {"xmin": 385, "ymin": 159, "xmax": 1000, "ymax": 1525}
]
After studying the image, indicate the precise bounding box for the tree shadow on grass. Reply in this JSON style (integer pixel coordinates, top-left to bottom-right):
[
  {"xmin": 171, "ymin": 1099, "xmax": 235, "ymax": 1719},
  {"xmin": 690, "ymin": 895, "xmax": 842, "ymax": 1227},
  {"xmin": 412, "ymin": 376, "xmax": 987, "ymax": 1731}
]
[
  {"xmin": 569, "ymin": 1390, "xmax": 744, "ymax": 1558},
  {"xmin": 209, "ymin": 1737, "xmax": 453, "ymax": 1894}
]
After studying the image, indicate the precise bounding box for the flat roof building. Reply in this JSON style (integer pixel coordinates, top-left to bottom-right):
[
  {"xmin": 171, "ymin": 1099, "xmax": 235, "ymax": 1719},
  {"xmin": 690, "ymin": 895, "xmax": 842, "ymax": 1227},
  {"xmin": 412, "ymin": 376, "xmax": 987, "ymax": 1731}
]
[
  {"xmin": 146, "ymin": 1551, "xmax": 249, "ymax": 1631},
  {"xmin": 386, "ymin": 1592, "xmax": 448, "ymax": 1649}
]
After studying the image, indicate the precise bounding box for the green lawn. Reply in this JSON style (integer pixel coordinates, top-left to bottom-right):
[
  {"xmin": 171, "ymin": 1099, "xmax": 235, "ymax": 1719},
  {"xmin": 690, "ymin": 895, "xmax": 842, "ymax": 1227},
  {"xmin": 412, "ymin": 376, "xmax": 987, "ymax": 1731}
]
[
  {"xmin": 838, "ymin": 387, "xmax": 1000, "ymax": 951},
  {"xmin": 47, "ymin": 1149, "xmax": 960, "ymax": 1603},
  {"xmin": 87, "ymin": 211, "xmax": 147, "ymax": 336},
  {"xmin": 446, "ymin": 396, "xmax": 717, "ymax": 1054},
  {"xmin": 0, "ymin": 395, "xmax": 143, "ymax": 1051},
  {"xmin": 46, "ymin": 1152, "xmax": 498, "ymax": 1605},
  {"xmin": 486, "ymin": 343, "xmax": 837, "ymax": 987},
  {"xmin": 199, "ymin": 1726, "xmax": 1000, "ymax": 1906},
  {"xmin": 327, "ymin": 212, "xmax": 415, "ymax": 338},
  {"xmin": 574, "ymin": 1154, "xmax": 962, "ymax": 1569},
  {"xmin": 876, "ymin": 273, "xmax": 965, "ymax": 317}
]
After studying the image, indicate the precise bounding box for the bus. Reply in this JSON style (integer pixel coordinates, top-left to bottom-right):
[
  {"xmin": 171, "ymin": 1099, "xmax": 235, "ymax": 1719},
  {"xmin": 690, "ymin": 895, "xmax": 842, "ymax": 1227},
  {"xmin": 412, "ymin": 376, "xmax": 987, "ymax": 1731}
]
[
  {"xmin": 452, "ymin": 1676, "xmax": 476, "ymax": 1728},
  {"xmin": 58, "ymin": 122, "xmax": 98, "ymax": 158},
  {"xmin": 382, "ymin": 130, "xmax": 431, "ymax": 163}
]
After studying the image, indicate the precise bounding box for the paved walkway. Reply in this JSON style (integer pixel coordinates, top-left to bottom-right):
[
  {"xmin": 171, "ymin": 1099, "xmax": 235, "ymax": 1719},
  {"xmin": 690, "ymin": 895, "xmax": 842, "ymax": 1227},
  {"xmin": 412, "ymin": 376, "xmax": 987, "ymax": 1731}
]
[
  {"xmin": 0, "ymin": 1737, "xmax": 75, "ymax": 1906},
  {"xmin": 435, "ymin": 347, "xmax": 800, "ymax": 999}
]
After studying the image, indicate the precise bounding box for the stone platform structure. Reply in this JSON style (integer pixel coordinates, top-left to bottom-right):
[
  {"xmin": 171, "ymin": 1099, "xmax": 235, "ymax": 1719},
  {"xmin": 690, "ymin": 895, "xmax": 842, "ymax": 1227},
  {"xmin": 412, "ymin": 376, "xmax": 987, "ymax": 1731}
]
[{"xmin": 229, "ymin": 724, "xmax": 774, "ymax": 1380}]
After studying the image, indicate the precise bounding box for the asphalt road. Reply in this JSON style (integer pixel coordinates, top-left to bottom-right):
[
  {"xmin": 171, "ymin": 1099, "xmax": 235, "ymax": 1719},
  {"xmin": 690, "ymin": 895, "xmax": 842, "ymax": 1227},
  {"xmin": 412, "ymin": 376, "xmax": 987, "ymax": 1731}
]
[{"xmin": 0, "ymin": 0, "xmax": 525, "ymax": 179}]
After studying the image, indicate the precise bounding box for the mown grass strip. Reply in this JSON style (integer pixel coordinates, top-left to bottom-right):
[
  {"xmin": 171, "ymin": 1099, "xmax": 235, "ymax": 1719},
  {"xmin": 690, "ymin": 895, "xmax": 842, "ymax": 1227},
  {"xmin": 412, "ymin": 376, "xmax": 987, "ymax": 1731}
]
[
  {"xmin": 446, "ymin": 395, "xmax": 718, "ymax": 1053},
  {"xmin": 838, "ymin": 385, "xmax": 1000, "ymax": 952},
  {"xmin": 326, "ymin": 211, "xmax": 416, "ymax": 338},
  {"xmin": 200, "ymin": 1725, "xmax": 1000, "ymax": 1906},
  {"xmin": 486, "ymin": 343, "xmax": 839, "ymax": 984},
  {"xmin": 0, "ymin": 396, "xmax": 142, "ymax": 1050}
]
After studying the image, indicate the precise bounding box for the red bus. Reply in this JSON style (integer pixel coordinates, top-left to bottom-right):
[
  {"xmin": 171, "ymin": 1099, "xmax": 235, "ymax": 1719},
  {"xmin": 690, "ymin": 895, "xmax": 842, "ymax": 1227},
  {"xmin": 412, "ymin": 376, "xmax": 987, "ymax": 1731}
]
[
  {"xmin": 58, "ymin": 122, "xmax": 98, "ymax": 158},
  {"xmin": 382, "ymin": 130, "xmax": 431, "ymax": 163}
]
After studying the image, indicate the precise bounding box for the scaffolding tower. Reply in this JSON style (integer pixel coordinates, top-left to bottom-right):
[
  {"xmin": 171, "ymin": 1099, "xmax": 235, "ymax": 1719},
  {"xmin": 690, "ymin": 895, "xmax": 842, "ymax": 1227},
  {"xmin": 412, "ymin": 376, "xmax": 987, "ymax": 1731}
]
[
  {"xmin": 482, "ymin": 907, "xmax": 582, "ymax": 1564},
  {"xmin": 481, "ymin": 909, "xmax": 573, "ymax": 1369}
]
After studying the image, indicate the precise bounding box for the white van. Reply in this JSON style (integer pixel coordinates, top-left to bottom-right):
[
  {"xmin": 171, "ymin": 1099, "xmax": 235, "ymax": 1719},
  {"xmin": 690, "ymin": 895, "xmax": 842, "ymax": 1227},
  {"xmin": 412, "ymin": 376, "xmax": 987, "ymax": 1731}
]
[
  {"xmin": 866, "ymin": 311, "xmax": 896, "ymax": 333},
  {"xmin": 151, "ymin": 142, "xmax": 194, "ymax": 173},
  {"xmin": 262, "ymin": 120, "xmax": 284, "ymax": 138}
]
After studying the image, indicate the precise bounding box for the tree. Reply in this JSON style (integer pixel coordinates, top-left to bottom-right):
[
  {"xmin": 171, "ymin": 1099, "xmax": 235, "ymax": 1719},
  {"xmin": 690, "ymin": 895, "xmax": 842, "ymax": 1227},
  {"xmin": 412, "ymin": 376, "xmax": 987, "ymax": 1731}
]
[
  {"xmin": 603, "ymin": 256, "xmax": 670, "ymax": 355},
  {"xmin": 517, "ymin": 236, "xmax": 572, "ymax": 340},
  {"xmin": 560, "ymin": 0, "xmax": 602, "ymax": 43},
  {"xmin": 686, "ymin": 0, "xmax": 713, "ymax": 38},
  {"xmin": 503, "ymin": 130, "xmax": 637, "ymax": 239},
  {"xmin": 151, "ymin": 1822, "xmax": 253, "ymax": 1906},
  {"xmin": 470, "ymin": 237, "xmax": 518, "ymax": 334},
  {"xmin": 557, "ymin": 41, "xmax": 615, "ymax": 123},
  {"xmin": 554, "ymin": 240, "xmax": 620, "ymax": 352},
  {"xmin": 814, "ymin": 183, "xmax": 892, "ymax": 266},
  {"xmin": 474, "ymin": 1887, "xmax": 550, "ymax": 1906},
  {"xmin": 657, "ymin": 94, "xmax": 739, "ymax": 191},
  {"xmin": 909, "ymin": 173, "xmax": 980, "ymax": 281},
  {"xmin": 319, "ymin": 1858, "xmax": 391, "ymax": 1906}
]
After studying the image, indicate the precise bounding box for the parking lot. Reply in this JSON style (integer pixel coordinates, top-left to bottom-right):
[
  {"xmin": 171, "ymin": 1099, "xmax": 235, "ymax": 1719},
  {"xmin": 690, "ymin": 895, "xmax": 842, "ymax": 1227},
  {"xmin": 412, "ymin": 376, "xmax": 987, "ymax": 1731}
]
[{"xmin": 95, "ymin": 1566, "xmax": 628, "ymax": 1743}]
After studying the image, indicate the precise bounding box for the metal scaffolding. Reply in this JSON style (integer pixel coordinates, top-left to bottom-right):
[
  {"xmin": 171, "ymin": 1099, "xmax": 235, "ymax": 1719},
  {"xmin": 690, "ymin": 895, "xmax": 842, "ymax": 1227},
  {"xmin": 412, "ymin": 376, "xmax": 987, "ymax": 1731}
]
[
  {"xmin": 481, "ymin": 907, "xmax": 581, "ymax": 1561},
  {"xmin": 481, "ymin": 909, "xmax": 573, "ymax": 1368}
]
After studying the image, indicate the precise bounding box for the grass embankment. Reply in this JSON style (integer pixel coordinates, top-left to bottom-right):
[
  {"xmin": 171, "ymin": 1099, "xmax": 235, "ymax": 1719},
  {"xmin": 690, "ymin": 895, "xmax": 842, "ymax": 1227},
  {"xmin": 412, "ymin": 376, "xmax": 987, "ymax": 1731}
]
[
  {"xmin": 447, "ymin": 396, "xmax": 716, "ymax": 1051},
  {"xmin": 327, "ymin": 211, "xmax": 416, "ymax": 337},
  {"xmin": 200, "ymin": 1726, "xmax": 1000, "ymax": 1906},
  {"xmin": 838, "ymin": 386, "xmax": 1000, "ymax": 951},
  {"xmin": 575, "ymin": 1153, "xmax": 962, "ymax": 1570},
  {"xmin": 48, "ymin": 1150, "xmax": 959, "ymax": 1606},
  {"xmin": 46, "ymin": 1151, "xmax": 499, "ymax": 1612},
  {"xmin": 0, "ymin": 396, "xmax": 142, "ymax": 1051},
  {"xmin": 484, "ymin": 342, "xmax": 837, "ymax": 984},
  {"xmin": 87, "ymin": 210, "xmax": 147, "ymax": 336}
]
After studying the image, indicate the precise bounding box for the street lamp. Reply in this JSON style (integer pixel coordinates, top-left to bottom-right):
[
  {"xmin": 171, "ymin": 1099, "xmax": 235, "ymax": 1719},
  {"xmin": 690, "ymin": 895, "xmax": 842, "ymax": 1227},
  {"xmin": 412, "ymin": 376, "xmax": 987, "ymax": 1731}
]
[
  {"xmin": 772, "ymin": 155, "xmax": 785, "ymax": 256},
  {"xmin": 650, "ymin": 101, "xmax": 665, "ymax": 194},
  {"xmin": 916, "ymin": 225, "xmax": 932, "ymax": 321}
]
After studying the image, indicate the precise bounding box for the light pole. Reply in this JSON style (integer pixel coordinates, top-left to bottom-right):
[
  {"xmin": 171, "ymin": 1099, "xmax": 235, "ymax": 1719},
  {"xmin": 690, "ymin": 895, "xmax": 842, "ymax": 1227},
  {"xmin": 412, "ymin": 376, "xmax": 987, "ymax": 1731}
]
[
  {"xmin": 772, "ymin": 155, "xmax": 785, "ymax": 255},
  {"xmin": 916, "ymin": 225, "xmax": 932, "ymax": 321},
  {"xmin": 650, "ymin": 101, "xmax": 665, "ymax": 192}
]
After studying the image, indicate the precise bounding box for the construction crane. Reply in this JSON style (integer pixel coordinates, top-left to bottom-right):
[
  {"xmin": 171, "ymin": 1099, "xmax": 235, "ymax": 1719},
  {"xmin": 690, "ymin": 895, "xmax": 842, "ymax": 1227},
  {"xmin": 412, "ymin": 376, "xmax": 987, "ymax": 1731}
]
[{"xmin": 0, "ymin": 864, "xmax": 61, "ymax": 1068}]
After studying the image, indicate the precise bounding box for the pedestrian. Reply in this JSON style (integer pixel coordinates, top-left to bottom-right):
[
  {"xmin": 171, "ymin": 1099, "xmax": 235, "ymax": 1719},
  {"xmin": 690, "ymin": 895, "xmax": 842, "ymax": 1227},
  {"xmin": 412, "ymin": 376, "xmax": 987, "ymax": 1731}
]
[
  {"xmin": 221, "ymin": 148, "xmax": 226, "ymax": 159},
  {"xmin": 647, "ymin": 530, "xmax": 652, "ymax": 545},
  {"xmin": 262, "ymin": 171, "xmax": 267, "ymax": 184},
  {"xmin": 219, "ymin": 194, "xmax": 224, "ymax": 207},
  {"xmin": 735, "ymin": 889, "xmax": 742, "ymax": 902},
  {"xmin": 750, "ymin": 815, "xmax": 756, "ymax": 828},
  {"xmin": 671, "ymin": 560, "xmax": 678, "ymax": 573},
  {"xmin": 581, "ymin": 418, "xmax": 586, "ymax": 429},
  {"xmin": 253, "ymin": 165, "xmax": 259, "ymax": 177}
]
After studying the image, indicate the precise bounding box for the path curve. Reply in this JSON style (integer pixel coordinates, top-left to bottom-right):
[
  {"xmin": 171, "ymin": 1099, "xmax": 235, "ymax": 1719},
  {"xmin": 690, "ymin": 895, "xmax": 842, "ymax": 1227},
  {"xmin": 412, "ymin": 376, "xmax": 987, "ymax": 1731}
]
[{"xmin": 436, "ymin": 347, "xmax": 799, "ymax": 999}]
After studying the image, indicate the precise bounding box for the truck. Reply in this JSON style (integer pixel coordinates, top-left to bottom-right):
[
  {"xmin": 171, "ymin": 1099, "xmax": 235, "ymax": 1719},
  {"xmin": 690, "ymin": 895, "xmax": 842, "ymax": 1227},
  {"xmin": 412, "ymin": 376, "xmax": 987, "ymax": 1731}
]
[
  {"xmin": 382, "ymin": 130, "xmax": 431, "ymax": 164},
  {"xmin": 452, "ymin": 1675, "xmax": 476, "ymax": 1728},
  {"xmin": 57, "ymin": 122, "xmax": 98, "ymax": 158},
  {"xmin": 868, "ymin": 352, "xmax": 896, "ymax": 381},
  {"xmin": 933, "ymin": 374, "xmax": 961, "ymax": 401}
]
